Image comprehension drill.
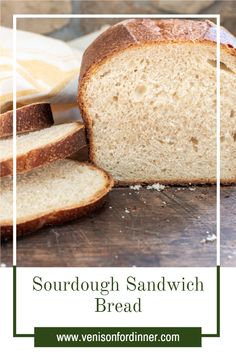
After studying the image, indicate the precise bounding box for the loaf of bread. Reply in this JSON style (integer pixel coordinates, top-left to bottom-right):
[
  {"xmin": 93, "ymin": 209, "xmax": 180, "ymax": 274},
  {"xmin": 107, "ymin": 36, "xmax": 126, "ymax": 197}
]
[
  {"xmin": 0, "ymin": 122, "xmax": 86, "ymax": 177},
  {"xmin": 78, "ymin": 19, "xmax": 236, "ymax": 184},
  {"xmin": 0, "ymin": 103, "xmax": 54, "ymax": 138},
  {"xmin": 0, "ymin": 159, "xmax": 113, "ymax": 237}
]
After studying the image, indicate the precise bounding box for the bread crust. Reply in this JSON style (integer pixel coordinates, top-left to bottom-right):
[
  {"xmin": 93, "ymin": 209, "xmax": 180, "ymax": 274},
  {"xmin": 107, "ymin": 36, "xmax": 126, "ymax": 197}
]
[
  {"xmin": 0, "ymin": 102, "xmax": 54, "ymax": 138},
  {"xmin": 0, "ymin": 123, "xmax": 86, "ymax": 177},
  {"xmin": 0, "ymin": 162, "xmax": 114, "ymax": 239},
  {"xmin": 79, "ymin": 19, "xmax": 236, "ymax": 83},
  {"xmin": 78, "ymin": 19, "xmax": 236, "ymax": 185}
]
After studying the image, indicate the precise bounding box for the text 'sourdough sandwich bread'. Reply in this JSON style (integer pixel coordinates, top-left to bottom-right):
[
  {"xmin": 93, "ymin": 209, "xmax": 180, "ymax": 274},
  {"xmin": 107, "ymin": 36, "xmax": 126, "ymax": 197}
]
[
  {"xmin": 78, "ymin": 19, "xmax": 236, "ymax": 185},
  {"xmin": 0, "ymin": 159, "xmax": 114, "ymax": 237},
  {"xmin": 0, "ymin": 103, "xmax": 54, "ymax": 138},
  {"xmin": 0, "ymin": 122, "xmax": 86, "ymax": 177}
]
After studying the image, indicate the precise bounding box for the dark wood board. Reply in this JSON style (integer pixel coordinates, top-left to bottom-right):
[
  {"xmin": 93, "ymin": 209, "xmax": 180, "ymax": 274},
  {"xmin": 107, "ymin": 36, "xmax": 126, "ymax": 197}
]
[{"xmin": 1, "ymin": 186, "xmax": 235, "ymax": 267}]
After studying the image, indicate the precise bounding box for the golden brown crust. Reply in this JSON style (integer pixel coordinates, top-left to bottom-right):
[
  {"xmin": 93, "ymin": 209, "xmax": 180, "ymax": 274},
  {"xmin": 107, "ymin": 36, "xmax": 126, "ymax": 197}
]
[
  {"xmin": 78, "ymin": 19, "xmax": 236, "ymax": 185},
  {"xmin": 1, "ymin": 198, "xmax": 106, "ymax": 239},
  {"xmin": 79, "ymin": 19, "xmax": 236, "ymax": 83},
  {"xmin": 0, "ymin": 123, "xmax": 86, "ymax": 177},
  {"xmin": 0, "ymin": 162, "xmax": 114, "ymax": 239},
  {"xmin": 0, "ymin": 102, "xmax": 54, "ymax": 138}
]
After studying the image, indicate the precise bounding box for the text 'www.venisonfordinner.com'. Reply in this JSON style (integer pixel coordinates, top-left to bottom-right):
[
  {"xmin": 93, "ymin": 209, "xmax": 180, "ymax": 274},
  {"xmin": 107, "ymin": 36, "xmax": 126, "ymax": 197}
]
[
  {"xmin": 34, "ymin": 327, "xmax": 201, "ymax": 347},
  {"xmin": 55, "ymin": 331, "xmax": 180, "ymax": 344}
]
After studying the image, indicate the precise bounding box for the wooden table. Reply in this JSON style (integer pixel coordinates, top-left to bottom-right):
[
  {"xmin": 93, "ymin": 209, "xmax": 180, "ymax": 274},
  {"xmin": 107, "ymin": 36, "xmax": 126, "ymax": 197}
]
[{"xmin": 1, "ymin": 186, "xmax": 235, "ymax": 267}]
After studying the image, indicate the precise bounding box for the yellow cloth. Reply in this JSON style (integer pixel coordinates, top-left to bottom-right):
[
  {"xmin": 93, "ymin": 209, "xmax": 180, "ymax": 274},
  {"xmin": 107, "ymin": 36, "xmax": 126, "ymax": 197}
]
[{"xmin": 0, "ymin": 26, "xmax": 82, "ymax": 122}]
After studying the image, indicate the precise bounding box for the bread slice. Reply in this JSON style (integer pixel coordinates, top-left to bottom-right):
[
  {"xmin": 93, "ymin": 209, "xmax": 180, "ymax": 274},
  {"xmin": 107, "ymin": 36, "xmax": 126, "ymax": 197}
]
[
  {"xmin": 0, "ymin": 103, "xmax": 54, "ymax": 138},
  {"xmin": 0, "ymin": 122, "xmax": 86, "ymax": 177},
  {"xmin": 78, "ymin": 19, "xmax": 236, "ymax": 185},
  {"xmin": 0, "ymin": 159, "xmax": 113, "ymax": 237}
]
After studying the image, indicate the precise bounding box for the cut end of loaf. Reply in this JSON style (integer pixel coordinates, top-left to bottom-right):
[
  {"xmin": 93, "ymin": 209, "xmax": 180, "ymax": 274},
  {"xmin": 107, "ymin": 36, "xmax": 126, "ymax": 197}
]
[{"xmin": 79, "ymin": 31, "xmax": 236, "ymax": 184}]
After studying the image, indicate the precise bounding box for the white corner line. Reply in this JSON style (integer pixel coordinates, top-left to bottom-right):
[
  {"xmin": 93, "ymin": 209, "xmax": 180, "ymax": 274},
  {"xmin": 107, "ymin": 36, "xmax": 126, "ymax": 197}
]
[
  {"xmin": 12, "ymin": 13, "xmax": 221, "ymax": 267},
  {"xmin": 14, "ymin": 14, "xmax": 219, "ymax": 19},
  {"xmin": 13, "ymin": 15, "xmax": 17, "ymax": 266},
  {"xmin": 216, "ymin": 15, "xmax": 221, "ymax": 267}
]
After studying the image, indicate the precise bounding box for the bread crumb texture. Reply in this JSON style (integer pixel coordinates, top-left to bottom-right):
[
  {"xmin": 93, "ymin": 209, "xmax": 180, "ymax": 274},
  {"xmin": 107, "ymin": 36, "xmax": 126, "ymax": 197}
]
[
  {"xmin": 0, "ymin": 159, "xmax": 109, "ymax": 224},
  {"xmin": 0, "ymin": 122, "xmax": 82, "ymax": 161},
  {"xmin": 81, "ymin": 21, "xmax": 236, "ymax": 184}
]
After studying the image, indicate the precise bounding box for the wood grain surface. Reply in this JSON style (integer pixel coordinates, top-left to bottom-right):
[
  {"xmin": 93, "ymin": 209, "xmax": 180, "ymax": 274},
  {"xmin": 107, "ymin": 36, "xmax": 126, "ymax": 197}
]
[{"xmin": 1, "ymin": 186, "xmax": 235, "ymax": 267}]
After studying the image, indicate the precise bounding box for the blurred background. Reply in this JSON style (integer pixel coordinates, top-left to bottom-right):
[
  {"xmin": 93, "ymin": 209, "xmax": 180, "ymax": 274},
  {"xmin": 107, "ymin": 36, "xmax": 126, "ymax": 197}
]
[{"xmin": 1, "ymin": 0, "xmax": 236, "ymax": 40}]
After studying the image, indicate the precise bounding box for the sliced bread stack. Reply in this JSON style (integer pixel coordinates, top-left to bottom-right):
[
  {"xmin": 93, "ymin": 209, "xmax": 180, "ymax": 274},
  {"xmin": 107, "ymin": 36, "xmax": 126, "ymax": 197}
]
[{"xmin": 0, "ymin": 103, "xmax": 113, "ymax": 237}]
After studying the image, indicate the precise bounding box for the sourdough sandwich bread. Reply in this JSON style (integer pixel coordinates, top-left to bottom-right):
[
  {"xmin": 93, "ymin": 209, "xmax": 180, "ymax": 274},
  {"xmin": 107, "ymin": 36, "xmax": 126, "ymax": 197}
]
[
  {"xmin": 0, "ymin": 122, "xmax": 86, "ymax": 177},
  {"xmin": 0, "ymin": 103, "xmax": 54, "ymax": 138},
  {"xmin": 0, "ymin": 159, "xmax": 113, "ymax": 237},
  {"xmin": 78, "ymin": 19, "xmax": 236, "ymax": 184}
]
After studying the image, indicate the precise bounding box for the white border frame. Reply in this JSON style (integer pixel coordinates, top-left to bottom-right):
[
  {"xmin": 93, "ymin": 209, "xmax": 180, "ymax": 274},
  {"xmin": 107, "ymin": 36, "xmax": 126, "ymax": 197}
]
[{"xmin": 12, "ymin": 14, "xmax": 221, "ymax": 266}]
